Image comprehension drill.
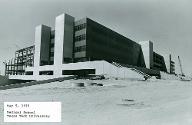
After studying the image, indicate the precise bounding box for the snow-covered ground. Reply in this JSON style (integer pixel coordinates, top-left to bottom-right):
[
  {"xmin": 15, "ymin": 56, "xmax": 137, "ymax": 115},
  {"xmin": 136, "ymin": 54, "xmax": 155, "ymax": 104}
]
[{"xmin": 1, "ymin": 79, "xmax": 192, "ymax": 125}]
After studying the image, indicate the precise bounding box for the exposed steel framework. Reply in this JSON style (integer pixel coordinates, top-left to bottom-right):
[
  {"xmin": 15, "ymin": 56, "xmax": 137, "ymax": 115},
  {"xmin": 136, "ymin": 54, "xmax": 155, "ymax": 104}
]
[{"xmin": 5, "ymin": 45, "xmax": 34, "ymax": 75}]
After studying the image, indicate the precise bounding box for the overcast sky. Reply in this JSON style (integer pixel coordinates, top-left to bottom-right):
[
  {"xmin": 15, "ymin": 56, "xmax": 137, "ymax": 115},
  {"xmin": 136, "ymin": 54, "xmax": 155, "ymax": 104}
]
[{"xmin": 0, "ymin": 0, "xmax": 191, "ymax": 75}]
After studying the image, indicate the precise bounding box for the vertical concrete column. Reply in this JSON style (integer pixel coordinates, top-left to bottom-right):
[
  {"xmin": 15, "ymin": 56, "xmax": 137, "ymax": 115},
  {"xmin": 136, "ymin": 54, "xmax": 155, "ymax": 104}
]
[
  {"xmin": 34, "ymin": 25, "xmax": 41, "ymax": 76},
  {"xmin": 164, "ymin": 54, "xmax": 170, "ymax": 73},
  {"xmin": 139, "ymin": 41, "xmax": 154, "ymax": 69},
  {"xmin": 34, "ymin": 25, "xmax": 51, "ymax": 76},
  {"xmin": 54, "ymin": 13, "xmax": 74, "ymax": 77}
]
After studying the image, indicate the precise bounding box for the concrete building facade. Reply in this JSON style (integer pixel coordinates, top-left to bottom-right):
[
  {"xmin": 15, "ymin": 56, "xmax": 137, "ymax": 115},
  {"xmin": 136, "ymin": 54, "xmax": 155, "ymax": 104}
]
[
  {"xmin": 74, "ymin": 18, "xmax": 146, "ymax": 67},
  {"xmin": 139, "ymin": 41, "xmax": 153, "ymax": 69},
  {"xmin": 5, "ymin": 13, "xmax": 176, "ymax": 80},
  {"xmin": 139, "ymin": 40, "xmax": 169, "ymax": 73},
  {"xmin": 164, "ymin": 54, "xmax": 175, "ymax": 74}
]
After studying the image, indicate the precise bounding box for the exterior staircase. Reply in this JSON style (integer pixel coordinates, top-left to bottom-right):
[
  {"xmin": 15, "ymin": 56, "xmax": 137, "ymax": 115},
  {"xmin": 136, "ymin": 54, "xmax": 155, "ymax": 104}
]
[
  {"xmin": 111, "ymin": 62, "xmax": 152, "ymax": 80},
  {"xmin": 130, "ymin": 68, "xmax": 151, "ymax": 80}
]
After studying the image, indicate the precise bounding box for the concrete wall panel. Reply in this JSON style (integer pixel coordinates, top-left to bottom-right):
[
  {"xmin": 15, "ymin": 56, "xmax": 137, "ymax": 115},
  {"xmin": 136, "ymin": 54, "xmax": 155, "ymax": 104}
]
[{"xmin": 139, "ymin": 41, "xmax": 153, "ymax": 69}]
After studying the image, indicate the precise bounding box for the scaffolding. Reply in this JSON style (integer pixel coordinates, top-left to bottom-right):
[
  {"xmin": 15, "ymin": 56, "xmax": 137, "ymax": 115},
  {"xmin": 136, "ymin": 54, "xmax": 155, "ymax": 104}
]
[{"xmin": 5, "ymin": 45, "xmax": 35, "ymax": 75}]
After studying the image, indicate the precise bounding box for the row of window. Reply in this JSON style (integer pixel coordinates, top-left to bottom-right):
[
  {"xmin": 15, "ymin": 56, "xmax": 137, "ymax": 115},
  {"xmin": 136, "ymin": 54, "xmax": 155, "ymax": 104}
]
[
  {"xmin": 39, "ymin": 71, "xmax": 53, "ymax": 75},
  {"xmin": 37, "ymin": 69, "xmax": 95, "ymax": 76},
  {"xmin": 51, "ymin": 30, "xmax": 55, "ymax": 39},
  {"xmin": 74, "ymin": 45, "xmax": 86, "ymax": 52},
  {"xmin": 50, "ymin": 52, "xmax": 54, "ymax": 57},
  {"xmin": 75, "ymin": 34, "xmax": 86, "ymax": 42},
  {"xmin": 74, "ymin": 23, "xmax": 86, "ymax": 31},
  {"xmin": 62, "ymin": 69, "xmax": 95, "ymax": 76},
  {"xmin": 74, "ymin": 57, "xmax": 88, "ymax": 62}
]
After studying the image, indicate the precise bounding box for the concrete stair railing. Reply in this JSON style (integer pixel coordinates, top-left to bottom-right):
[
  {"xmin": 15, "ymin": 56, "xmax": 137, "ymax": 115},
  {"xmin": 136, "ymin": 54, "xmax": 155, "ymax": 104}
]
[
  {"xmin": 130, "ymin": 68, "xmax": 151, "ymax": 80},
  {"xmin": 112, "ymin": 62, "xmax": 122, "ymax": 68},
  {"xmin": 111, "ymin": 61, "xmax": 151, "ymax": 80}
]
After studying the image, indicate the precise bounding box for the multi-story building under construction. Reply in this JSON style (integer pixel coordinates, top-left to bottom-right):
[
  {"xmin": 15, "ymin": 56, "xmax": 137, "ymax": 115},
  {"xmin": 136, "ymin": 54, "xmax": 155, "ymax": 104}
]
[{"xmin": 5, "ymin": 13, "xmax": 176, "ymax": 80}]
